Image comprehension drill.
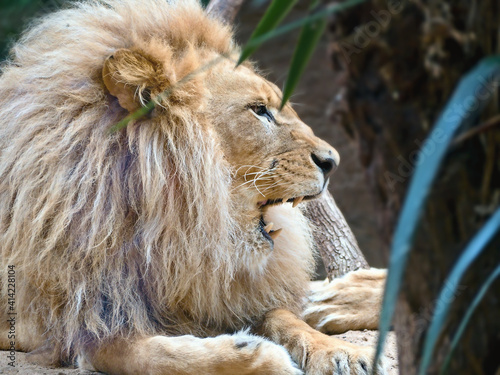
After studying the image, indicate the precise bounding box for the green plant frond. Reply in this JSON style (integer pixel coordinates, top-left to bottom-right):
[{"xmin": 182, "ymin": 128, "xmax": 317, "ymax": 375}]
[
  {"xmin": 238, "ymin": 0, "xmax": 299, "ymax": 65},
  {"xmin": 373, "ymin": 55, "xmax": 500, "ymax": 371},
  {"xmin": 280, "ymin": 3, "xmax": 327, "ymax": 109},
  {"xmin": 419, "ymin": 208, "xmax": 500, "ymax": 375},
  {"xmin": 439, "ymin": 262, "xmax": 500, "ymax": 375},
  {"xmin": 239, "ymin": 0, "xmax": 365, "ymax": 65}
]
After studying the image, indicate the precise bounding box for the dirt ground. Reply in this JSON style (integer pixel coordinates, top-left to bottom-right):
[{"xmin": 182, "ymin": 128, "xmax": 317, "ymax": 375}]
[{"xmin": 0, "ymin": 330, "xmax": 398, "ymax": 374}]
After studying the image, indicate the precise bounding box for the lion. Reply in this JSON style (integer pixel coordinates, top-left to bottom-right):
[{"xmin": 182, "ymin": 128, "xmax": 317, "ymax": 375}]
[{"xmin": 0, "ymin": 0, "xmax": 388, "ymax": 374}]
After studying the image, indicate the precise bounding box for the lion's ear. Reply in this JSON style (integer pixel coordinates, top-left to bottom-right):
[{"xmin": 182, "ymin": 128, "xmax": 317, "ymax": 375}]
[{"xmin": 102, "ymin": 49, "xmax": 168, "ymax": 112}]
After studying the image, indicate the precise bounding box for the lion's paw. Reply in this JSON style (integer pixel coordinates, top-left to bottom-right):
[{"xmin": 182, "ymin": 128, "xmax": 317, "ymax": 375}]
[
  {"xmin": 304, "ymin": 339, "xmax": 387, "ymax": 375},
  {"xmin": 304, "ymin": 268, "xmax": 386, "ymax": 334},
  {"xmin": 231, "ymin": 332, "xmax": 304, "ymax": 375}
]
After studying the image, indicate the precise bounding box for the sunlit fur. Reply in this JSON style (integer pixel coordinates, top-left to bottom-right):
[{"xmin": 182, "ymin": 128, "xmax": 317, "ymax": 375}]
[{"xmin": 0, "ymin": 0, "xmax": 315, "ymax": 364}]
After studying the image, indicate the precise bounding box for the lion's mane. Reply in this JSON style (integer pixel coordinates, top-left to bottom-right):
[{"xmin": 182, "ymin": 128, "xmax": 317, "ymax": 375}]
[{"xmin": 0, "ymin": 0, "xmax": 314, "ymax": 362}]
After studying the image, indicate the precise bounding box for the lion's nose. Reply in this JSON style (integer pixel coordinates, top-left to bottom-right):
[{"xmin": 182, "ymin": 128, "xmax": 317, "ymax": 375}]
[{"xmin": 311, "ymin": 149, "xmax": 339, "ymax": 179}]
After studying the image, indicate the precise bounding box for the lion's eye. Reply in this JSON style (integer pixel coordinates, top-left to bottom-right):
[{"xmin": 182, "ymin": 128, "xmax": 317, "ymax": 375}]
[{"xmin": 250, "ymin": 104, "xmax": 274, "ymax": 122}]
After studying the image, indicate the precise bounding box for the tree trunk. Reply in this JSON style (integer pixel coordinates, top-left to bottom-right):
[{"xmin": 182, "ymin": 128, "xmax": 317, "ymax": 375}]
[
  {"xmin": 207, "ymin": 0, "xmax": 370, "ymax": 280},
  {"xmin": 206, "ymin": 0, "xmax": 245, "ymax": 23},
  {"xmin": 305, "ymin": 192, "xmax": 369, "ymax": 279},
  {"xmin": 326, "ymin": 0, "xmax": 500, "ymax": 373}
]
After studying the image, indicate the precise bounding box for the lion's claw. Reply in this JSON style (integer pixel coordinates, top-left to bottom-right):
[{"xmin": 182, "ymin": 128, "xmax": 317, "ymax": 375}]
[{"xmin": 302, "ymin": 336, "xmax": 388, "ymax": 375}]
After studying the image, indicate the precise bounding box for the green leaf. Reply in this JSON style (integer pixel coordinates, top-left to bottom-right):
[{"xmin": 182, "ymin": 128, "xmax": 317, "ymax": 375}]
[
  {"xmin": 419, "ymin": 208, "xmax": 500, "ymax": 375},
  {"xmin": 373, "ymin": 55, "xmax": 500, "ymax": 371},
  {"xmin": 440, "ymin": 262, "xmax": 500, "ymax": 375},
  {"xmin": 281, "ymin": 4, "xmax": 327, "ymax": 108},
  {"xmin": 238, "ymin": 0, "xmax": 299, "ymax": 65},
  {"xmin": 239, "ymin": 0, "xmax": 365, "ymax": 64}
]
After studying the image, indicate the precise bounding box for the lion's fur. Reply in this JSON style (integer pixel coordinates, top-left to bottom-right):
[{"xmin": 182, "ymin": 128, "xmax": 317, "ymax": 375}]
[{"xmin": 0, "ymin": 0, "xmax": 316, "ymax": 363}]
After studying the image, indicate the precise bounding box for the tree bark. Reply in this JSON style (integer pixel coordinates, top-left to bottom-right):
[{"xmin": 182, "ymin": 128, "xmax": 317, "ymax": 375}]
[
  {"xmin": 206, "ymin": 0, "xmax": 245, "ymax": 23},
  {"xmin": 207, "ymin": 0, "xmax": 370, "ymax": 280},
  {"xmin": 326, "ymin": 1, "xmax": 500, "ymax": 373},
  {"xmin": 305, "ymin": 192, "xmax": 369, "ymax": 279}
]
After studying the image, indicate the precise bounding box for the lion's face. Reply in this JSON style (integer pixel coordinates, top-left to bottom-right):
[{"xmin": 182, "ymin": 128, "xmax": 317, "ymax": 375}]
[
  {"xmin": 205, "ymin": 60, "xmax": 339, "ymax": 250},
  {"xmin": 102, "ymin": 48, "xmax": 338, "ymax": 254}
]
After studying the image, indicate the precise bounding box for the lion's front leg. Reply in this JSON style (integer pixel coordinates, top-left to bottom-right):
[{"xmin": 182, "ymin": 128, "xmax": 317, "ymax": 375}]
[
  {"xmin": 259, "ymin": 309, "xmax": 388, "ymax": 375},
  {"xmin": 303, "ymin": 268, "xmax": 386, "ymax": 334},
  {"xmin": 80, "ymin": 332, "xmax": 303, "ymax": 375}
]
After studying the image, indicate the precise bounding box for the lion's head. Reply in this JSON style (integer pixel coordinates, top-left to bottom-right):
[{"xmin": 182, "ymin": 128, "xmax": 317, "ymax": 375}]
[
  {"xmin": 103, "ymin": 43, "xmax": 339, "ymax": 256},
  {"xmin": 0, "ymin": 0, "xmax": 339, "ymax": 360}
]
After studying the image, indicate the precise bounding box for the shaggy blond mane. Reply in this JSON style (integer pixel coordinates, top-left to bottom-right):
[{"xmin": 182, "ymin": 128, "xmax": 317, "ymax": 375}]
[{"xmin": 0, "ymin": 0, "xmax": 314, "ymax": 363}]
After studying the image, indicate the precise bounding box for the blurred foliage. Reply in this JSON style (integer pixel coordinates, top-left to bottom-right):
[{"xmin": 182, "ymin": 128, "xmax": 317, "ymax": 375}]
[
  {"xmin": 0, "ymin": 0, "xmax": 67, "ymax": 61},
  {"xmin": 375, "ymin": 56, "xmax": 500, "ymax": 373}
]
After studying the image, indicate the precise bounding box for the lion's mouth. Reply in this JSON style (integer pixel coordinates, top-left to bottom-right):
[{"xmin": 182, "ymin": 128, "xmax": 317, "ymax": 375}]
[{"xmin": 257, "ymin": 194, "xmax": 319, "ymax": 245}]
